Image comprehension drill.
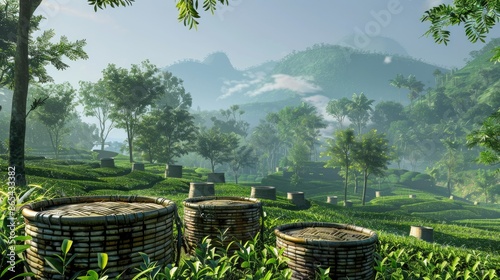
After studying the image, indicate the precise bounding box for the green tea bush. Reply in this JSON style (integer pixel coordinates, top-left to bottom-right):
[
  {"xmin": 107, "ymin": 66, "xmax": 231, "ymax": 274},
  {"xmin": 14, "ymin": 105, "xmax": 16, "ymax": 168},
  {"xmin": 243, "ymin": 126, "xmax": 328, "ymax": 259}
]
[{"xmin": 24, "ymin": 166, "xmax": 97, "ymax": 181}]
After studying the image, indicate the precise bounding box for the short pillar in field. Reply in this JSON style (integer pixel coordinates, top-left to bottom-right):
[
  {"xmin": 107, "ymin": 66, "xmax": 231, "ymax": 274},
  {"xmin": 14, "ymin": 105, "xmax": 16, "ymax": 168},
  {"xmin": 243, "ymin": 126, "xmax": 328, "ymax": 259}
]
[
  {"xmin": 188, "ymin": 182, "xmax": 215, "ymax": 198},
  {"xmin": 327, "ymin": 196, "xmax": 337, "ymax": 204},
  {"xmin": 287, "ymin": 192, "xmax": 306, "ymax": 206},
  {"xmin": 165, "ymin": 165, "xmax": 183, "ymax": 178},
  {"xmin": 132, "ymin": 162, "xmax": 145, "ymax": 171},
  {"xmin": 100, "ymin": 158, "xmax": 115, "ymax": 168},
  {"xmin": 449, "ymin": 195, "xmax": 454, "ymax": 200},
  {"xmin": 375, "ymin": 191, "xmax": 382, "ymax": 198},
  {"xmin": 409, "ymin": 194, "xmax": 416, "ymax": 199},
  {"xmin": 251, "ymin": 186, "xmax": 276, "ymax": 200},
  {"xmin": 344, "ymin": 200, "xmax": 353, "ymax": 207},
  {"xmin": 207, "ymin": 173, "xmax": 225, "ymax": 183},
  {"xmin": 410, "ymin": 226, "xmax": 433, "ymax": 243}
]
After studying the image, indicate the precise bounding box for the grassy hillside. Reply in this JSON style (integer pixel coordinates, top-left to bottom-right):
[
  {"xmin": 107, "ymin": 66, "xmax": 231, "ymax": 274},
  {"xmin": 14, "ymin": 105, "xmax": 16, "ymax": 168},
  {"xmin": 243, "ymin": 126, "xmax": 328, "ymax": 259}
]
[{"xmin": 1, "ymin": 158, "xmax": 499, "ymax": 279}]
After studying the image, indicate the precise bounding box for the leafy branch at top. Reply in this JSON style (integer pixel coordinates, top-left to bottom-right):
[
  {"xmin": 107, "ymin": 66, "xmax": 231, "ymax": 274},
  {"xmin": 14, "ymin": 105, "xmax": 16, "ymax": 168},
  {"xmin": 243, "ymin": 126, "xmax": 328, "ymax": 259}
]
[{"xmin": 421, "ymin": 0, "xmax": 500, "ymax": 62}]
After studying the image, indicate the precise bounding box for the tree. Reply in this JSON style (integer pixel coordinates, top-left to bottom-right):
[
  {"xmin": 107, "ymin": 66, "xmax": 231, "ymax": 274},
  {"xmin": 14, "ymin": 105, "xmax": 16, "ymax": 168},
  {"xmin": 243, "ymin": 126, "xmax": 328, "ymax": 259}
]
[
  {"xmin": 250, "ymin": 119, "xmax": 281, "ymax": 175},
  {"xmin": 211, "ymin": 105, "xmax": 249, "ymax": 137},
  {"xmin": 352, "ymin": 130, "xmax": 391, "ymax": 205},
  {"xmin": 322, "ymin": 129, "xmax": 356, "ymax": 206},
  {"xmin": 466, "ymin": 109, "xmax": 500, "ymax": 169},
  {"xmin": 422, "ymin": 0, "xmax": 500, "ymax": 62},
  {"xmin": 288, "ymin": 140, "xmax": 310, "ymax": 186},
  {"xmin": 7, "ymin": 0, "xmax": 88, "ymax": 185},
  {"xmin": 437, "ymin": 138, "xmax": 464, "ymax": 196},
  {"xmin": 268, "ymin": 103, "xmax": 326, "ymax": 159},
  {"xmin": 196, "ymin": 127, "xmax": 239, "ymax": 173},
  {"xmin": 156, "ymin": 71, "xmax": 192, "ymax": 110},
  {"xmin": 433, "ymin": 69, "xmax": 443, "ymax": 87},
  {"xmin": 474, "ymin": 169, "xmax": 497, "ymax": 203},
  {"xmin": 102, "ymin": 60, "xmax": 164, "ymax": 163},
  {"xmin": 30, "ymin": 83, "xmax": 75, "ymax": 159},
  {"xmin": 79, "ymin": 80, "xmax": 114, "ymax": 151},
  {"xmin": 405, "ymin": 75, "xmax": 425, "ymax": 103},
  {"xmin": 389, "ymin": 74, "xmax": 407, "ymax": 103},
  {"xmin": 371, "ymin": 101, "xmax": 405, "ymax": 132},
  {"xmin": 347, "ymin": 92, "xmax": 374, "ymax": 135},
  {"xmin": 326, "ymin": 97, "xmax": 351, "ymax": 128},
  {"xmin": 8, "ymin": 0, "xmax": 231, "ymax": 185},
  {"xmin": 229, "ymin": 144, "xmax": 257, "ymax": 184}
]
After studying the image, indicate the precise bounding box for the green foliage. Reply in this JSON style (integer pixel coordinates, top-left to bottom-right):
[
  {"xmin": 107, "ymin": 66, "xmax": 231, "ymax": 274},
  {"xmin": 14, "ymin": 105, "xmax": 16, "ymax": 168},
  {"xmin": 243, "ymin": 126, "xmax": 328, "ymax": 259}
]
[
  {"xmin": 347, "ymin": 93, "xmax": 374, "ymax": 135},
  {"xmin": 78, "ymin": 80, "xmax": 115, "ymax": 151},
  {"xmin": 376, "ymin": 236, "xmax": 499, "ymax": 279},
  {"xmin": 30, "ymin": 83, "xmax": 76, "ymax": 159},
  {"xmin": 0, "ymin": 0, "xmax": 88, "ymax": 88},
  {"xmin": 422, "ymin": 0, "xmax": 500, "ymax": 62},
  {"xmin": 101, "ymin": 60, "xmax": 165, "ymax": 163},
  {"xmin": 322, "ymin": 129, "xmax": 356, "ymax": 205},
  {"xmin": 467, "ymin": 110, "xmax": 500, "ymax": 168},
  {"xmin": 326, "ymin": 97, "xmax": 351, "ymax": 128},
  {"xmin": 195, "ymin": 127, "xmax": 239, "ymax": 173}
]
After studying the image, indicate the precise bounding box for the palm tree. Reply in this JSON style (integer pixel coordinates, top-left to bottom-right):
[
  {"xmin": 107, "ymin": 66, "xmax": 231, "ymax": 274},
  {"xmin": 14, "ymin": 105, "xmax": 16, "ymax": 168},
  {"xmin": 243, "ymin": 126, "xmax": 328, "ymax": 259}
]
[
  {"xmin": 389, "ymin": 74, "xmax": 407, "ymax": 103},
  {"xmin": 347, "ymin": 93, "xmax": 374, "ymax": 135},
  {"xmin": 405, "ymin": 75, "xmax": 425, "ymax": 103}
]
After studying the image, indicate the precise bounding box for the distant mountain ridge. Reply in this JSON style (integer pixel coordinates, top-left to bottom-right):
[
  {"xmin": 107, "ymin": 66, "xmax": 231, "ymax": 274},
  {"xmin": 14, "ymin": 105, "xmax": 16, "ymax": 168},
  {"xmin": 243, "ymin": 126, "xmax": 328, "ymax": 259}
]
[{"xmin": 164, "ymin": 42, "xmax": 449, "ymax": 112}]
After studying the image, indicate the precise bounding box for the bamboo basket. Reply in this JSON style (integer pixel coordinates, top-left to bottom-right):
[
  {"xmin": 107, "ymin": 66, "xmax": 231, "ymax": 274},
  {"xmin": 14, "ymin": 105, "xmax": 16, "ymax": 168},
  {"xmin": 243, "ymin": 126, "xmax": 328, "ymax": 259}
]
[
  {"xmin": 183, "ymin": 196, "xmax": 262, "ymax": 255},
  {"xmin": 21, "ymin": 196, "xmax": 177, "ymax": 280},
  {"xmin": 275, "ymin": 222, "xmax": 378, "ymax": 280},
  {"xmin": 250, "ymin": 186, "xmax": 276, "ymax": 200}
]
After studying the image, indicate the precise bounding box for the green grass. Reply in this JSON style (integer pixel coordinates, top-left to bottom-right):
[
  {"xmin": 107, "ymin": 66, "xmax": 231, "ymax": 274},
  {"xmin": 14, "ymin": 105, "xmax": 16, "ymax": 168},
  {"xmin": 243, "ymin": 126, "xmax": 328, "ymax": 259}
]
[{"xmin": 3, "ymin": 159, "xmax": 500, "ymax": 279}]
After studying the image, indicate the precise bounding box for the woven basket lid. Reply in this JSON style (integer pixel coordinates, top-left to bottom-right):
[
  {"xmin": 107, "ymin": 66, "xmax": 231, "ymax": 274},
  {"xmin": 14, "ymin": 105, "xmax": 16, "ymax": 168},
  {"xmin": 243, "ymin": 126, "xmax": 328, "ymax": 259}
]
[
  {"xmin": 183, "ymin": 196, "xmax": 261, "ymax": 209},
  {"xmin": 275, "ymin": 222, "xmax": 377, "ymax": 246},
  {"xmin": 22, "ymin": 196, "xmax": 176, "ymax": 226}
]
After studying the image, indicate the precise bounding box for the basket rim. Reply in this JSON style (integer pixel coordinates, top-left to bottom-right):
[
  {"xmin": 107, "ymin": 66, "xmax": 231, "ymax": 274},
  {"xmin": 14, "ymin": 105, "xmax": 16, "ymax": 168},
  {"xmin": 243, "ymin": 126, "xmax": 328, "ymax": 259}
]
[
  {"xmin": 274, "ymin": 222, "xmax": 378, "ymax": 246},
  {"xmin": 21, "ymin": 195, "xmax": 176, "ymax": 226},
  {"xmin": 183, "ymin": 196, "xmax": 261, "ymax": 209}
]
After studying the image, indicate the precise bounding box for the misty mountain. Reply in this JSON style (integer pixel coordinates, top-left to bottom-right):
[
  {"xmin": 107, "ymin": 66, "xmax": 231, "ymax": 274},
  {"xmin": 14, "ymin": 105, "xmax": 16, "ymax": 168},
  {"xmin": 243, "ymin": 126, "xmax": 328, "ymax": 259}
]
[
  {"xmin": 338, "ymin": 35, "xmax": 409, "ymax": 57},
  {"xmin": 164, "ymin": 41, "xmax": 448, "ymax": 112}
]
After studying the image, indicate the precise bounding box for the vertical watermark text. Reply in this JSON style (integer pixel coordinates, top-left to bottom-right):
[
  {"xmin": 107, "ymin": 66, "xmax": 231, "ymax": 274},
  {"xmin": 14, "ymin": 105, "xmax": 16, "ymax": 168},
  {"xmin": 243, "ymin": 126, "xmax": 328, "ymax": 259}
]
[{"xmin": 6, "ymin": 166, "xmax": 17, "ymax": 273}]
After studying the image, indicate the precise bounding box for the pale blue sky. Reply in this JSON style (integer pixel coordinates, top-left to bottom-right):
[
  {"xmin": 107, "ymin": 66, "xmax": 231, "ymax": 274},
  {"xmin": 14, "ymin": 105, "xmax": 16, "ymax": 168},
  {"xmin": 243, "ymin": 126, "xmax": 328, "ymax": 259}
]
[{"xmin": 35, "ymin": 0, "xmax": 500, "ymax": 87}]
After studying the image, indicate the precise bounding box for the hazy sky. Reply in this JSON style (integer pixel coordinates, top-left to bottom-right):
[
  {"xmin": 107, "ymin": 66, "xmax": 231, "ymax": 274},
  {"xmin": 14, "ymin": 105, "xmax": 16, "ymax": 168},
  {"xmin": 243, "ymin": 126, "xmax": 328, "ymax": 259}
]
[{"xmin": 36, "ymin": 0, "xmax": 500, "ymax": 87}]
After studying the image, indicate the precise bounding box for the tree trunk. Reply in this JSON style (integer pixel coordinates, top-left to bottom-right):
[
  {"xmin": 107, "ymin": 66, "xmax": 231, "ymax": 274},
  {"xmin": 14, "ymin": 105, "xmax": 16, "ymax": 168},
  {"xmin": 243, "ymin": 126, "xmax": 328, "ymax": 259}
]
[
  {"xmin": 125, "ymin": 120, "xmax": 134, "ymax": 163},
  {"xmin": 362, "ymin": 170, "xmax": 368, "ymax": 206},
  {"xmin": 353, "ymin": 172, "xmax": 358, "ymax": 194},
  {"xmin": 8, "ymin": 0, "xmax": 41, "ymax": 186},
  {"xmin": 344, "ymin": 164, "xmax": 349, "ymax": 206}
]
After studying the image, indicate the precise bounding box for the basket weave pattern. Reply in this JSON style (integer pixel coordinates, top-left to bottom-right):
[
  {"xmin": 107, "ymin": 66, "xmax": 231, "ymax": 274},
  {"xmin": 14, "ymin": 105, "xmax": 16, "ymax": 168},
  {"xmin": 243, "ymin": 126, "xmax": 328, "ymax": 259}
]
[
  {"xmin": 22, "ymin": 196, "xmax": 176, "ymax": 280},
  {"xmin": 183, "ymin": 196, "xmax": 262, "ymax": 254},
  {"xmin": 275, "ymin": 222, "xmax": 378, "ymax": 280}
]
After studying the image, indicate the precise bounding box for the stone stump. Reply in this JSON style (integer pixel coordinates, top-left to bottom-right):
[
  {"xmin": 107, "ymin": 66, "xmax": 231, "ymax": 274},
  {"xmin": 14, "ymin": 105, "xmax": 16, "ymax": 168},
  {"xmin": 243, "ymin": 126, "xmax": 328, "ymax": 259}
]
[
  {"xmin": 287, "ymin": 192, "xmax": 306, "ymax": 206},
  {"xmin": 410, "ymin": 226, "xmax": 433, "ymax": 242},
  {"xmin": 100, "ymin": 158, "xmax": 115, "ymax": 168},
  {"xmin": 188, "ymin": 182, "xmax": 215, "ymax": 198},
  {"xmin": 327, "ymin": 196, "xmax": 337, "ymax": 205},
  {"xmin": 165, "ymin": 164, "xmax": 183, "ymax": 178},
  {"xmin": 250, "ymin": 186, "xmax": 276, "ymax": 200},
  {"xmin": 132, "ymin": 162, "xmax": 145, "ymax": 171}
]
